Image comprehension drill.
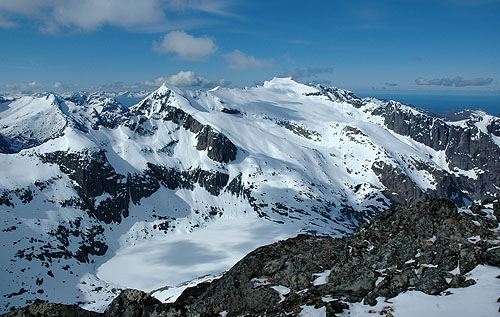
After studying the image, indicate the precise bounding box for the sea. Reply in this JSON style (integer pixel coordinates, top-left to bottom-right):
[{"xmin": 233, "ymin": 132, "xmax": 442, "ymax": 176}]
[{"xmin": 357, "ymin": 93, "xmax": 500, "ymax": 117}]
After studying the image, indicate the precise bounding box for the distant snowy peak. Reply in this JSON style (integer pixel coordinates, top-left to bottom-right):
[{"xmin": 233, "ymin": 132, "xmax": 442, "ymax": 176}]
[
  {"xmin": 0, "ymin": 93, "xmax": 128, "ymax": 153},
  {"xmin": 0, "ymin": 94, "xmax": 69, "ymax": 151},
  {"xmin": 262, "ymin": 77, "xmax": 317, "ymax": 93},
  {"xmin": 130, "ymin": 84, "xmax": 175, "ymax": 117}
]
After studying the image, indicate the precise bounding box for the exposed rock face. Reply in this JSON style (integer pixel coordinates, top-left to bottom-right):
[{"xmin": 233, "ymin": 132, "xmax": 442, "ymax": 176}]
[
  {"xmin": 40, "ymin": 150, "xmax": 129, "ymax": 224},
  {"xmin": 103, "ymin": 289, "xmax": 164, "ymax": 317},
  {"xmin": 312, "ymin": 86, "xmax": 364, "ymax": 108},
  {"xmin": 146, "ymin": 164, "xmax": 230, "ymax": 196},
  {"xmin": 371, "ymin": 160, "xmax": 468, "ymax": 206},
  {"xmin": 195, "ymin": 126, "xmax": 237, "ymax": 163},
  {"xmin": 0, "ymin": 133, "xmax": 14, "ymax": 154},
  {"xmin": 128, "ymin": 87, "xmax": 237, "ymax": 164},
  {"xmin": 373, "ymin": 103, "xmax": 500, "ymax": 203},
  {"xmin": 1, "ymin": 302, "xmax": 101, "ymax": 317}
]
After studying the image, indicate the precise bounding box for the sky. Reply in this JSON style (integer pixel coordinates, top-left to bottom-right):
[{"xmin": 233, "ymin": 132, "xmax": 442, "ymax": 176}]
[{"xmin": 0, "ymin": 0, "xmax": 499, "ymax": 99}]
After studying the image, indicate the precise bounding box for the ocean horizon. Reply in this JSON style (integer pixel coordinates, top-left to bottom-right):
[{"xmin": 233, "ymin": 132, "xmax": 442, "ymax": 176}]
[{"xmin": 357, "ymin": 93, "xmax": 500, "ymax": 117}]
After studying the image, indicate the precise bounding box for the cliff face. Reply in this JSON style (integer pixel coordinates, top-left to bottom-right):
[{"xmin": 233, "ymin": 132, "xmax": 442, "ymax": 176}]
[{"xmin": 374, "ymin": 103, "xmax": 500, "ymax": 204}]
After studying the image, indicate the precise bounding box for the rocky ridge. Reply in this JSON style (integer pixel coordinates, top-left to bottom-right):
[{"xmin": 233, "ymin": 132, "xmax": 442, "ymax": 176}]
[{"xmin": 3, "ymin": 198, "xmax": 499, "ymax": 316}]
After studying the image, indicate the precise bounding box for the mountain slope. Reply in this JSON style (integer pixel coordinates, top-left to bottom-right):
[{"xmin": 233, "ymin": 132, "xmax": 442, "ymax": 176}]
[
  {"xmin": 0, "ymin": 78, "xmax": 499, "ymax": 312},
  {"xmin": 4, "ymin": 199, "xmax": 499, "ymax": 316}
]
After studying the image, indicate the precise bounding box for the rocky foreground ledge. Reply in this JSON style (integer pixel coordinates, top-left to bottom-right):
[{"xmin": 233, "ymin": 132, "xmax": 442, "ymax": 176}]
[{"xmin": 3, "ymin": 199, "xmax": 500, "ymax": 316}]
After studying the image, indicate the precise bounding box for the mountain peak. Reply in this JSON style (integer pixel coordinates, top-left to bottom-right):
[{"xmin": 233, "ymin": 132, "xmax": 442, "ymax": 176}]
[
  {"xmin": 263, "ymin": 76, "xmax": 298, "ymax": 87},
  {"xmin": 262, "ymin": 77, "xmax": 317, "ymax": 95},
  {"xmin": 155, "ymin": 82, "xmax": 171, "ymax": 96}
]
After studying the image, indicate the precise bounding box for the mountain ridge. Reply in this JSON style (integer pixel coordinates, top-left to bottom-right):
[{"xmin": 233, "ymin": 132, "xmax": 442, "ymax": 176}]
[{"xmin": 0, "ymin": 78, "xmax": 499, "ymax": 312}]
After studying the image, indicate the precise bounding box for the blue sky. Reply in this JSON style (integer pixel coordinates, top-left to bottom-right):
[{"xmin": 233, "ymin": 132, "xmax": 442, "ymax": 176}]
[{"xmin": 0, "ymin": 0, "xmax": 499, "ymax": 96}]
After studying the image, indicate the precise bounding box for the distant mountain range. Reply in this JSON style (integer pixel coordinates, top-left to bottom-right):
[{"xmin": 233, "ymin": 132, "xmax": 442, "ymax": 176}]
[{"xmin": 1, "ymin": 77, "xmax": 499, "ymax": 312}]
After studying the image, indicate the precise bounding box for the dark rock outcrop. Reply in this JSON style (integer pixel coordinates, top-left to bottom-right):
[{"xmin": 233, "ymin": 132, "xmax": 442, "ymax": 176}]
[
  {"xmin": 371, "ymin": 160, "xmax": 469, "ymax": 206},
  {"xmin": 373, "ymin": 103, "xmax": 500, "ymax": 203},
  {"xmin": 146, "ymin": 164, "xmax": 229, "ymax": 197},
  {"xmin": 0, "ymin": 133, "xmax": 14, "ymax": 154},
  {"xmin": 40, "ymin": 150, "xmax": 129, "ymax": 224},
  {"xmin": 309, "ymin": 86, "xmax": 364, "ymax": 108},
  {"xmin": 1, "ymin": 302, "xmax": 101, "ymax": 317},
  {"xmin": 103, "ymin": 289, "xmax": 164, "ymax": 317},
  {"xmin": 195, "ymin": 126, "xmax": 237, "ymax": 163}
]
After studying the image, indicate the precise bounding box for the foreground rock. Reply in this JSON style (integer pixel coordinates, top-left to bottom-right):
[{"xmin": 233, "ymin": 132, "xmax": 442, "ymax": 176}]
[
  {"xmin": 1, "ymin": 303, "xmax": 100, "ymax": 317},
  {"xmin": 4, "ymin": 199, "xmax": 500, "ymax": 316}
]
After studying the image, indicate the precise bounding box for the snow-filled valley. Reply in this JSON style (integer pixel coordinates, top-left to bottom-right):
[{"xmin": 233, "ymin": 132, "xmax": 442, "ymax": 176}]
[{"xmin": 1, "ymin": 78, "xmax": 500, "ymax": 315}]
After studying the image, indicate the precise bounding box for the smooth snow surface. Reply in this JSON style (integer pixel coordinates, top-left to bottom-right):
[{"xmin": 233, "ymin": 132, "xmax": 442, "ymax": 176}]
[
  {"xmin": 341, "ymin": 265, "xmax": 500, "ymax": 317},
  {"xmin": 299, "ymin": 305, "xmax": 327, "ymax": 317},
  {"xmin": 97, "ymin": 216, "xmax": 302, "ymax": 302}
]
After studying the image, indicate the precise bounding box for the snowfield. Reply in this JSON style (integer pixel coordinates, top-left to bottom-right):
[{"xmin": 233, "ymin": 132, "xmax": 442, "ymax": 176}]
[{"xmin": 97, "ymin": 216, "xmax": 303, "ymax": 305}]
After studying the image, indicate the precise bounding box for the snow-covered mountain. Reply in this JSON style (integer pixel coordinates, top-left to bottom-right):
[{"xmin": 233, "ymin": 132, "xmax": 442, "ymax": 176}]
[{"xmin": 0, "ymin": 77, "xmax": 499, "ymax": 312}]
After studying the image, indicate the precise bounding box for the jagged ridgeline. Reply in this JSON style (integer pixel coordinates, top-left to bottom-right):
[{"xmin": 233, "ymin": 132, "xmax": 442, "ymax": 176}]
[
  {"xmin": 3, "ymin": 199, "xmax": 500, "ymax": 316},
  {"xmin": 0, "ymin": 78, "xmax": 500, "ymax": 312}
]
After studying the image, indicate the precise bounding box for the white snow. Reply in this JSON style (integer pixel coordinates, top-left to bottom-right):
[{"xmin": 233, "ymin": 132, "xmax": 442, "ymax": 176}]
[
  {"xmin": 299, "ymin": 305, "xmax": 327, "ymax": 317},
  {"xmin": 271, "ymin": 285, "xmax": 291, "ymax": 302},
  {"xmin": 97, "ymin": 216, "xmax": 302, "ymax": 302},
  {"xmin": 312, "ymin": 270, "xmax": 332, "ymax": 286},
  {"xmin": 340, "ymin": 265, "xmax": 500, "ymax": 317}
]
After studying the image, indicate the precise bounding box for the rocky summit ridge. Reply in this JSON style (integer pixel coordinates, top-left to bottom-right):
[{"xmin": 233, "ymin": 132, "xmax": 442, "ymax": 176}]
[
  {"xmin": 0, "ymin": 78, "xmax": 500, "ymax": 311},
  {"xmin": 3, "ymin": 198, "xmax": 500, "ymax": 316}
]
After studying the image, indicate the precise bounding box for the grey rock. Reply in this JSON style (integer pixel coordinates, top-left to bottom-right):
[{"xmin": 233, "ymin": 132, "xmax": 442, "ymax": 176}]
[
  {"xmin": 103, "ymin": 289, "xmax": 164, "ymax": 317},
  {"xmin": 1, "ymin": 302, "xmax": 101, "ymax": 317},
  {"xmin": 415, "ymin": 268, "xmax": 449, "ymax": 295}
]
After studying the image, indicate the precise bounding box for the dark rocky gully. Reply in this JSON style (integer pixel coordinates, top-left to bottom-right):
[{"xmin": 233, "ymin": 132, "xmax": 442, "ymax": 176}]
[{"xmin": 3, "ymin": 198, "xmax": 500, "ymax": 317}]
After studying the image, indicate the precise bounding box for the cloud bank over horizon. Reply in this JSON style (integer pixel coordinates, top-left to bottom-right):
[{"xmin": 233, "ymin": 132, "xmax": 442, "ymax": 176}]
[
  {"xmin": 0, "ymin": 0, "xmax": 236, "ymax": 32},
  {"xmin": 416, "ymin": 76, "xmax": 493, "ymax": 87}
]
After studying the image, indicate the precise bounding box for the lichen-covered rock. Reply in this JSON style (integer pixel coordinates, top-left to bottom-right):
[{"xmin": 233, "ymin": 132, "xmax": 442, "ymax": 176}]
[
  {"xmin": 2, "ymin": 302, "xmax": 101, "ymax": 317},
  {"xmin": 103, "ymin": 289, "xmax": 163, "ymax": 317}
]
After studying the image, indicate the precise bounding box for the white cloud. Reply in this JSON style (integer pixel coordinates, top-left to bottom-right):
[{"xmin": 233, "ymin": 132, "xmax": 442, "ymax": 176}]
[
  {"xmin": 167, "ymin": 71, "xmax": 210, "ymax": 87},
  {"xmin": 164, "ymin": 0, "xmax": 239, "ymax": 17},
  {"xmin": 0, "ymin": 81, "xmax": 45, "ymax": 92},
  {"xmin": 53, "ymin": 0, "xmax": 165, "ymax": 30},
  {"xmin": 0, "ymin": 0, "xmax": 164, "ymax": 31},
  {"xmin": 140, "ymin": 71, "xmax": 229, "ymax": 88},
  {"xmin": 140, "ymin": 77, "xmax": 169, "ymax": 87},
  {"xmin": 53, "ymin": 82, "xmax": 62, "ymax": 89},
  {"xmin": 0, "ymin": 15, "xmax": 17, "ymax": 28},
  {"xmin": 153, "ymin": 31, "xmax": 217, "ymax": 61},
  {"xmin": 0, "ymin": 0, "xmax": 238, "ymax": 31},
  {"xmin": 224, "ymin": 50, "xmax": 272, "ymax": 70},
  {"xmin": 415, "ymin": 76, "xmax": 493, "ymax": 87}
]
